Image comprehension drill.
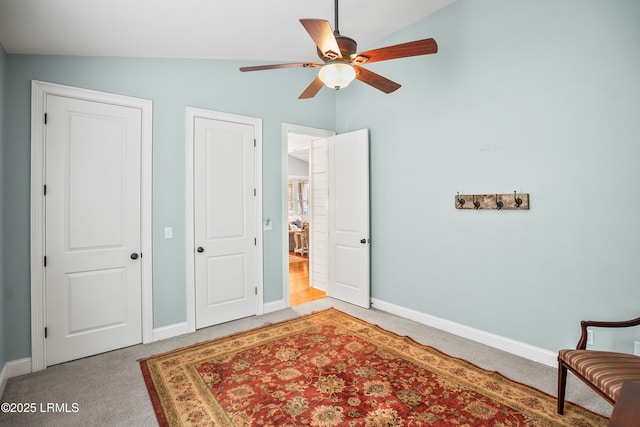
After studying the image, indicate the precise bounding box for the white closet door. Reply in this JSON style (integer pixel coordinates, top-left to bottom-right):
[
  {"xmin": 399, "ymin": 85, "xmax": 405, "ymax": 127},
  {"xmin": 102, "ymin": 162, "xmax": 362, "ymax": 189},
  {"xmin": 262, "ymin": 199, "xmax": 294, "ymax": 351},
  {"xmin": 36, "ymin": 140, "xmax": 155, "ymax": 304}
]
[
  {"xmin": 45, "ymin": 94, "xmax": 143, "ymax": 365},
  {"xmin": 194, "ymin": 117, "xmax": 258, "ymax": 328}
]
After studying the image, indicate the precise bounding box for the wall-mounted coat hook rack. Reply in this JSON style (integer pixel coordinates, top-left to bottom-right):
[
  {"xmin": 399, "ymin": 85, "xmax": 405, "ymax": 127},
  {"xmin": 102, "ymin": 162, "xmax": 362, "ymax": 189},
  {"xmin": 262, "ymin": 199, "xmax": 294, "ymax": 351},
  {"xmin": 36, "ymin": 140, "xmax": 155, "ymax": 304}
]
[{"xmin": 454, "ymin": 192, "xmax": 529, "ymax": 210}]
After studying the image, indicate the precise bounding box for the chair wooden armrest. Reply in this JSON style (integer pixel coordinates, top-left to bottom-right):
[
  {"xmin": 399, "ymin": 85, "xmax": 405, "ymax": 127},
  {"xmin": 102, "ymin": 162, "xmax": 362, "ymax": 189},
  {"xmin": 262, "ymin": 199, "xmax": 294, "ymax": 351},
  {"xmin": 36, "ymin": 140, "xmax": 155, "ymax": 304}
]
[
  {"xmin": 576, "ymin": 317, "xmax": 640, "ymax": 350},
  {"xmin": 557, "ymin": 316, "xmax": 640, "ymax": 415}
]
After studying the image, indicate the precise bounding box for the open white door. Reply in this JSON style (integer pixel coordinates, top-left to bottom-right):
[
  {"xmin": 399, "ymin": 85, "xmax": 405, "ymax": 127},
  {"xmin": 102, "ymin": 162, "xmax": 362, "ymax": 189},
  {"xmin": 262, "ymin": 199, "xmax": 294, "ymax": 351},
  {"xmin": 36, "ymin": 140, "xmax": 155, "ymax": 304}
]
[{"xmin": 327, "ymin": 129, "xmax": 370, "ymax": 308}]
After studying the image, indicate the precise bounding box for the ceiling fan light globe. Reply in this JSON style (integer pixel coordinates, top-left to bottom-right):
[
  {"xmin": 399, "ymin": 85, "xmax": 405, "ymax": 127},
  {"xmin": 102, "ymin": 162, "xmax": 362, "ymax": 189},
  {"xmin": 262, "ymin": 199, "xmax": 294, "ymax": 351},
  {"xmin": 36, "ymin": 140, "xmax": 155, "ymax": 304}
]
[{"xmin": 318, "ymin": 63, "xmax": 356, "ymax": 90}]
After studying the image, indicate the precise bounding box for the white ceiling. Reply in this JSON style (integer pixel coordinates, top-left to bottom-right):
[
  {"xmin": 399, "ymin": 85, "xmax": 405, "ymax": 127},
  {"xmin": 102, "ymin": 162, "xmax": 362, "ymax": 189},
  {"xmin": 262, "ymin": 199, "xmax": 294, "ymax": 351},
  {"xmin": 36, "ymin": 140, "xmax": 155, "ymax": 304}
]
[
  {"xmin": 288, "ymin": 132, "xmax": 319, "ymax": 162},
  {"xmin": 0, "ymin": 0, "xmax": 454, "ymax": 62}
]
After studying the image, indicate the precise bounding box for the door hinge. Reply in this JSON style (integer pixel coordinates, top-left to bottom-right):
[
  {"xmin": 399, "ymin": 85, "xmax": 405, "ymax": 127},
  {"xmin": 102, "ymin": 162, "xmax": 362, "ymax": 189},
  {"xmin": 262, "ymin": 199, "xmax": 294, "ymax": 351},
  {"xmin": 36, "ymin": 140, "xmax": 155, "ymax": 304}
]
[
  {"xmin": 254, "ymin": 139, "xmax": 256, "ymax": 147},
  {"xmin": 254, "ymin": 188, "xmax": 256, "ymax": 196},
  {"xmin": 43, "ymin": 185, "xmax": 47, "ymax": 196},
  {"xmin": 255, "ymin": 287, "xmax": 258, "ymax": 296},
  {"xmin": 45, "ymin": 327, "xmax": 48, "ymax": 338},
  {"xmin": 254, "ymin": 238, "xmax": 257, "ymax": 246},
  {"xmin": 44, "ymin": 256, "xmax": 47, "ymax": 267},
  {"xmin": 44, "ymin": 113, "xmax": 48, "ymax": 125}
]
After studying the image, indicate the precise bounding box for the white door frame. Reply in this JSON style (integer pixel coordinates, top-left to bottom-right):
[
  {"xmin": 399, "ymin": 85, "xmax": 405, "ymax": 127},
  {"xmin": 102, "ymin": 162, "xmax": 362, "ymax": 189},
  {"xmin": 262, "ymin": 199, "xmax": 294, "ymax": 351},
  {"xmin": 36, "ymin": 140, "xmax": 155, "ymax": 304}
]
[
  {"xmin": 30, "ymin": 80, "xmax": 154, "ymax": 372},
  {"xmin": 186, "ymin": 107, "xmax": 264, "ymax": 332},
  {"xmin": 281, "ymin": 124, "xmax": 334, "ymax": 308}
]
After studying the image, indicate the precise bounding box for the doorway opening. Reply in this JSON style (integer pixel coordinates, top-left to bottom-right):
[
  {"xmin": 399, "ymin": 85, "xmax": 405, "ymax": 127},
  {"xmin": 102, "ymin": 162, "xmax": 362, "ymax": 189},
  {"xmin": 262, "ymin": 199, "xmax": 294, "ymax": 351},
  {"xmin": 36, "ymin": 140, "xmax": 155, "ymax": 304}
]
[
  {"xmin": 283, "ymin": 125, "xmax": 334, "ymax": 307},
  {"xmin": 287, "ymin": 173, "xmax": 324, "ymax": 305},
  {"xmin": 282, "ymin": 125, "xmax": 371, "ymax": 309}
]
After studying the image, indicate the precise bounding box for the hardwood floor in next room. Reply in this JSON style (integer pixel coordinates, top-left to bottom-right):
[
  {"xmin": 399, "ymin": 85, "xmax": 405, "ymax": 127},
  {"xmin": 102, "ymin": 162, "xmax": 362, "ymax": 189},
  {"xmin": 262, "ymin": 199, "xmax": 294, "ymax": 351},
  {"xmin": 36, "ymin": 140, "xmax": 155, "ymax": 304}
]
[{"xmin": 289, "ymin": 252, "xmax": 326, "ymax": 306}]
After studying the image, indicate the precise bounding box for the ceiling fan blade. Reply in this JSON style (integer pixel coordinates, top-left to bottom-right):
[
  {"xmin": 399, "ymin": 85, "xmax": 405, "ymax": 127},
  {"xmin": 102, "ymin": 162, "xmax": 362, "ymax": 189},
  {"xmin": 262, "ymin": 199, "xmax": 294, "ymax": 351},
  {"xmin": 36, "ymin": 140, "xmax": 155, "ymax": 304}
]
[
  {"xmin": 299, "ymin": 77, "xmax": 325, "ymax": 99},
  {"xmin": 352, "ymin": 38, "xmax": 438, "ymax": 64},
  {"xmin": 240, "ymin": 62, "xmax": 322, "ymax": 72},
  {"xmin": 299, "ymin": 19, "xmax": 342, "ymax": 60},
  {"xmin": 354, "ymin": 66, "xmax": 401, "ymax": 94}
]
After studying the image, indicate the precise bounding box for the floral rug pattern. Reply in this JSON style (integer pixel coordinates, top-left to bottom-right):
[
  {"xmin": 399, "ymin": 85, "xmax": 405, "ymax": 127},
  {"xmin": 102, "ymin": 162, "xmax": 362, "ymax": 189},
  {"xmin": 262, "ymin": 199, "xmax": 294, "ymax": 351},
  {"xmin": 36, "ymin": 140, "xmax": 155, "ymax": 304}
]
[{"xmin": 140, "ymin": 308, "xmax": 606, "ymax": 426}]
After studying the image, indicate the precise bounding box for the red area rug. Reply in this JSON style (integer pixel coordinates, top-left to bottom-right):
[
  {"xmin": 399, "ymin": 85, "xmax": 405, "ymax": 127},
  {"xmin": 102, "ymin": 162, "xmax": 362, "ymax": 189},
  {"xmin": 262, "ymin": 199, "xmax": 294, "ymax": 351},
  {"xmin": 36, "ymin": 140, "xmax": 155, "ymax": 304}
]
[{"xmin": 140, "ymin": 308, "xmax": 606, "ymax": 426}]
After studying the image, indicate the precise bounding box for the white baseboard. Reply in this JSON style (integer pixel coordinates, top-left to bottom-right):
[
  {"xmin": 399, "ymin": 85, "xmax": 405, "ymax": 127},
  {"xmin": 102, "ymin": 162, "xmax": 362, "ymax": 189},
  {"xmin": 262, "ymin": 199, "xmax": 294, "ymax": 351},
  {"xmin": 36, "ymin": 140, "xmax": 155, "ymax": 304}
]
[
  {"xmin": 1, "ymin": 358, "xmax": 32, "ymax": 398},
  {"xmin": 152, "ymin": 322, "xmax": 189, "ymax": 342},
  {"xmin": 371, "ymin": 299, "xmax": 558, "ymax": 367},
  {"xmin": 264, "ymin": 299, "xmax": 287, "ymax": 314}
]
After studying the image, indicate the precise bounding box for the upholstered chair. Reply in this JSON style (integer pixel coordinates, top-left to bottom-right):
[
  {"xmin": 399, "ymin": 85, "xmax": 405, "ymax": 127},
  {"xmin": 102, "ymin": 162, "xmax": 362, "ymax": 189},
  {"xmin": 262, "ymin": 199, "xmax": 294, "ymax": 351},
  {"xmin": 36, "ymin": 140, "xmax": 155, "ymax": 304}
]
[{"xmin": 557, "ymin": 316, "xmax": 640, "ymax": 414}]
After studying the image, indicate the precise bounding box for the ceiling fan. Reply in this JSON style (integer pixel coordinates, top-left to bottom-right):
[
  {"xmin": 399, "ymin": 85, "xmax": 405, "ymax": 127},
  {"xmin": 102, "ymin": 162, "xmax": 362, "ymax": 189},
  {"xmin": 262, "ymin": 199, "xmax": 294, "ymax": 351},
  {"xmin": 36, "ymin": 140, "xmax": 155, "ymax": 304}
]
[{"xmin": 239, "ymin": 0, "xmax": 438, "ymax": 99}]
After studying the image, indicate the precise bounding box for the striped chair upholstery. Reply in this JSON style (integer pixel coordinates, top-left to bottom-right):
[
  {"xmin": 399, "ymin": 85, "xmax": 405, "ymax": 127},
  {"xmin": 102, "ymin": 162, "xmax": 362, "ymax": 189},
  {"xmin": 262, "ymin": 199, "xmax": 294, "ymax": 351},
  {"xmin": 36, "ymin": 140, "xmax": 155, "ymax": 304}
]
[
  {"xmin": 557, "ymin": 316, "xmax": 640, "ymax": 415},
  {"xmin": 558, "ymin": 350, "xmax": 640, "ymax": 403}
]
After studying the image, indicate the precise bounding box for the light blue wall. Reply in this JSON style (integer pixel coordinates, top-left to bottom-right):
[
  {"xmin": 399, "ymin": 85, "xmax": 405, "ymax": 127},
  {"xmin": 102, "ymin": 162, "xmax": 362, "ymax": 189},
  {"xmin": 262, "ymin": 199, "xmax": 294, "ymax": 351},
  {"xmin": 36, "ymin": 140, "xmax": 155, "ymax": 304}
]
[
  {"xmin": 0, "ymin": 42, "xmax": 7, "ymax": 370},
  {"xmin": 3, "ymin": 55, "xmax": 335, "ymax": 361},
  {"xmin": 337, "ymin": 0, "xmax": 640, "ymax": 352}
]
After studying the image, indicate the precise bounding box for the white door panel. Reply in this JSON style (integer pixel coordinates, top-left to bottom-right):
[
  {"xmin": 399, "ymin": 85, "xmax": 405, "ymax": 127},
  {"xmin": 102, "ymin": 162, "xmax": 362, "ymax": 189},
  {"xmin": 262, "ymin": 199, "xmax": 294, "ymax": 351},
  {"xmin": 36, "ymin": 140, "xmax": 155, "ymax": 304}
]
[
  {"xmin": 334, "ymin": 246, "xmax": 360, "ymax": 289},
  {"xmin": 194, "ymin": 117, "xmax": 258, "ymax": 328},
  {"xmin": 67, "ymin": 268, "xmax": 126, "ymax": 332},
  {"xmin": 45, "ymin": 95, "xmax": 142, "ymax": 365},
  {"xmin": 328, "ymin": 129, "xmax": 370, "ymax": 308},
  {"xmin": 206, "ymin": 255, "xmax": 247, "ymax": 304}
]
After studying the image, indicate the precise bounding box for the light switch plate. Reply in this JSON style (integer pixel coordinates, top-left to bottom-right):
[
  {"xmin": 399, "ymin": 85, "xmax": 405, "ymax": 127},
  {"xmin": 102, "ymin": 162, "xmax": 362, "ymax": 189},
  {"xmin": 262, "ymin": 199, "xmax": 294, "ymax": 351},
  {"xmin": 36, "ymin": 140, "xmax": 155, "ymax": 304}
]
[{"xmin": 164, "ymin": 227, "xmax": 173, "ymax": 239}]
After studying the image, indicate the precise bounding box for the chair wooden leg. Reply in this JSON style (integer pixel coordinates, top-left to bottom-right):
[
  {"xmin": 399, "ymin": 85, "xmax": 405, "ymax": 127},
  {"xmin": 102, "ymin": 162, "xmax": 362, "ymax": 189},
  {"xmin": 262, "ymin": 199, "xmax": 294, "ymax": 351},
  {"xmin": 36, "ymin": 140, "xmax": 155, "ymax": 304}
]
[{"xmin": 557, "ymin": 361, "xmax": 568, "ymax": 414}]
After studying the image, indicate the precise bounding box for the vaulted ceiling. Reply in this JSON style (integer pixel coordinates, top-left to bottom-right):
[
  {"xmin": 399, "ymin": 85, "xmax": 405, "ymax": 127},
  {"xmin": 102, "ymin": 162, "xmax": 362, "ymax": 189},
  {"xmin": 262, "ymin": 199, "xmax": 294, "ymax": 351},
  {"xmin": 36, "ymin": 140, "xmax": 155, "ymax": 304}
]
[{"xmin": 0, "ymin": 0, "xmax": 455, "ymax": 62}]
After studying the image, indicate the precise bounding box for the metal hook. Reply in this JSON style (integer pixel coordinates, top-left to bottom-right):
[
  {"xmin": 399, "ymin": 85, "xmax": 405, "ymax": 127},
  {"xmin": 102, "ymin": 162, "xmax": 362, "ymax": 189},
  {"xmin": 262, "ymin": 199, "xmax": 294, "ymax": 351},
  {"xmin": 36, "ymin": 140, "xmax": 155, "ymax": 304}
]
[
  {"xmin": 457, "ymin": 192, "xmax": 465, "ymax": 207},
  {"xmin": 473, "ymin": 195, "xmax": 480, "ymax": 210},
  {"xmin": 514, "ymin": 191, "xmax": 523, "ymax": 208},
  {"xmin": 496, "ymin": 194, "xmax": 503, "ymax": 210}
]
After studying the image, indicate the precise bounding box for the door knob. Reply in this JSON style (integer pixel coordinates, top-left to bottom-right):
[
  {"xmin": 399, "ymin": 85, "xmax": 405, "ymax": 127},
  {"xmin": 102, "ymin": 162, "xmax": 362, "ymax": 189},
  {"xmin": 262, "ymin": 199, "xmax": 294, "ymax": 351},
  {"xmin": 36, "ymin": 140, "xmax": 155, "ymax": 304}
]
[
  {"xmin": 197, "ymin": 247, "xmax": 204, "ymax": 253},
  {"xmin": 130, "ymin": 253, "xmax": 139, "ymax": 260}
]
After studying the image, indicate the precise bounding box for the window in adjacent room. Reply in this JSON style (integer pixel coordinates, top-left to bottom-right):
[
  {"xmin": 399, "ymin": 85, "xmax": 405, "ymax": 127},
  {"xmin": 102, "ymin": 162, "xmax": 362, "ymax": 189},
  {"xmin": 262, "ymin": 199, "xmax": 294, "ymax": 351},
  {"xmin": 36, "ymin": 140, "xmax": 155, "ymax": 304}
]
[{"xmin": 288, "ymin": 179, "xmax": 309, "ymax": 217}]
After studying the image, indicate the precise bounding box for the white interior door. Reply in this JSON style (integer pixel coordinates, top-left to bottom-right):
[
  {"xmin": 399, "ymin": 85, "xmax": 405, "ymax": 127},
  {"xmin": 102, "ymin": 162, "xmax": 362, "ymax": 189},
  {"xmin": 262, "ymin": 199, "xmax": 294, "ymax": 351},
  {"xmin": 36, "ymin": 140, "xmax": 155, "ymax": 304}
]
[
  {"xmin": 194, "ymin": 117, "xmax": 258, "ymax": 328},
  {"xmin": 45, "ymin": 95, "xmax": 143, "ymax": 366},
  {"xmin": 328, "ymin": 129, "xmax": 371, "ymax": 308}
]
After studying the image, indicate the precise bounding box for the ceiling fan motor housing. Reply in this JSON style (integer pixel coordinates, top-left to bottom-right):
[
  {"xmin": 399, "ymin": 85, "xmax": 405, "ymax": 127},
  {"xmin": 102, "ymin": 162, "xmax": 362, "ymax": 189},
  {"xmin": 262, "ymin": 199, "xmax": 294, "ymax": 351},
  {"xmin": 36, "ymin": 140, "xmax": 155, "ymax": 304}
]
[{"xmin": 317, "ymin": 35, "xmax": 357, "ymax": 62}]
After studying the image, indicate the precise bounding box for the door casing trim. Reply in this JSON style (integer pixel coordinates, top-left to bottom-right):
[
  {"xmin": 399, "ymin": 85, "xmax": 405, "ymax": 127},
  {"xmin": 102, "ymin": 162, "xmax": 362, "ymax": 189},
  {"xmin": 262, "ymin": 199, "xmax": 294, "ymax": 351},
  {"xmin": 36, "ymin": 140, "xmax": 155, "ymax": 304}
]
[
  {"xmin": 185, "ymin": 107, "xmax": 264, "ymax": 332},
  {"xmin": 30, "ymin": 80, "xmax": 154, "ymax": 371}
]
